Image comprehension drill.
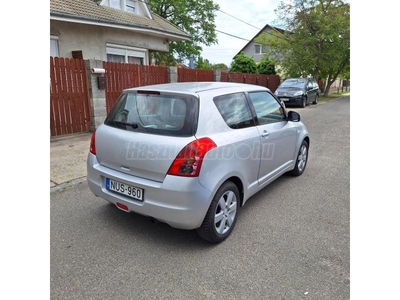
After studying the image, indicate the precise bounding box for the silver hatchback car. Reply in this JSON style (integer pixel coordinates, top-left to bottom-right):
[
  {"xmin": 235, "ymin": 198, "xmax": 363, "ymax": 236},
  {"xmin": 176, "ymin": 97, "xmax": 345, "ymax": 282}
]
[{"xmin": 87, "ymin": 82, "xmax": 310, "ymax": 243}]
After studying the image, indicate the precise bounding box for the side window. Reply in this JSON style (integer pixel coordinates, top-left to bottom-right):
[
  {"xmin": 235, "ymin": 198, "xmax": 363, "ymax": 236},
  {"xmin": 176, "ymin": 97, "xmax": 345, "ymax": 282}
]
[
  {"xmin": 214, "ymin": 93, "xmax": 255, "ymax": 129},
  {"xmin": 248, "ymin": 91, "xmax": 285, "ymax": 125}
]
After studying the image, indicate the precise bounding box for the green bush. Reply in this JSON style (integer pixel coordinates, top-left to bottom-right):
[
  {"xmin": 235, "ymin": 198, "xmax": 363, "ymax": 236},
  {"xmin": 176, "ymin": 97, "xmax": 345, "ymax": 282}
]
[
  {"xmin": 257, "ymin": 57, "xmax": 276, "ymax": 75},
  {"xmin": 230, "ymin": 53, "xmax": 257, "ymax": 74}
]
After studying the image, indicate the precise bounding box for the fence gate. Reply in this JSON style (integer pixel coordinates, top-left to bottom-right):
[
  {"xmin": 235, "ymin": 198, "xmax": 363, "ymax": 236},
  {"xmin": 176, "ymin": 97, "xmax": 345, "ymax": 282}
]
[
  {"xmin": 50, "ymin": 57, "xmax": 92, "ymax": 136},
  {"xmin": 103, "ymin": 62, "xmax": 168, "ymax": 114},
  {"xmin": 178, "ymin": 68, "xmax": 213, "ymax": 82}
]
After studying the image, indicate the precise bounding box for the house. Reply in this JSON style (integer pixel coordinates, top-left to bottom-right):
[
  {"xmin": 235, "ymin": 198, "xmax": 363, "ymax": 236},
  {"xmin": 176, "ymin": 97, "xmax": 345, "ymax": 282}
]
[
  {"xmin": 50, "ymin": 0, "xmax": 191, "ymax": 65},
  {"xmin": 234, "ymin": 24, "xmax": 286, "ymax": 63}
]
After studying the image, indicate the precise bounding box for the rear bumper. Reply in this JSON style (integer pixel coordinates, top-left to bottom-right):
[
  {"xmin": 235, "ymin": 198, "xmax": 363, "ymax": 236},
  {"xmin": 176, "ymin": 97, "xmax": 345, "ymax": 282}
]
[{"xmin": 87, "ymin": 153, "xmax": 212, "ymax": 230}]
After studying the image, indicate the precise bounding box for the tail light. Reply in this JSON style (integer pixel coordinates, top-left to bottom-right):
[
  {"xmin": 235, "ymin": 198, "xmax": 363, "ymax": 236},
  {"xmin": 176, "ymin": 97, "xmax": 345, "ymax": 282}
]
[
  {"xmin": 167, "ymin": 138, "xmax": 216, "ymax": 177},
  {"xmin": 90, "ymin": 132, "xmax": 96, "ymax": 155}
]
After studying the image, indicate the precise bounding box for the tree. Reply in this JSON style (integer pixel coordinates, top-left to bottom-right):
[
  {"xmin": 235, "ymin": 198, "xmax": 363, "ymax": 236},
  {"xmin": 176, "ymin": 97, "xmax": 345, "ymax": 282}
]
[
  {"xmin": 212, "ymin": 63, "xmax": 228, "ymax": 70},
  {"xmin": 195, "ymin": 58, "xmax": 228, "ymax": 70},
  {"xmin": 257, "ymin": 57, "xmax": 276, "ymax": 75},
  {"xmin": 256, "ymin": 0, "xmax": 350, "ymax": 96},
  {"xmin": 230, "ymin": 53, "xmax": 257, "ymax": 74},
  {"xmin": 148, "ymin": 0, "xmax": 219, "ymax": 65},
  {"xmin": 195, "ymin": 57, "xmax": 213, "ymax": 70}
]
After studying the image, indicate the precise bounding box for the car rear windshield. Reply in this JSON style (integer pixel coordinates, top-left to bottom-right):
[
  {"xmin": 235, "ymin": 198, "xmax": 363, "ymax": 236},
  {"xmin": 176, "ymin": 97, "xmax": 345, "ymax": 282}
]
[{"xmin": 105, "ymin": 92, "xmax": 199, "ymax": 137}]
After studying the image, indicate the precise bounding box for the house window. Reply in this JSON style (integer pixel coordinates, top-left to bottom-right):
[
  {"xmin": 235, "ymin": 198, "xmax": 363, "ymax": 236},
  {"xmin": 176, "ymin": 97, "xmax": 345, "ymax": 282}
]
[
  {"xmin": 50, "ymin": 36, "xmax": 59, "ymax": 57},
  {"xmin": 103, "ymin": 0, "xmax": 138, "ymax": 13},
  {"xmin": 106, "ymin": 44, "xmax": 147, "ymax": 65},
  {"xmin": 126, "ymin": 0, "xmax": 136, "ymax": 12},
  {"xmin": 254, "ymin": 44, "xmax": 266, "ymax": 55},
  {"xmin": 107, "ymin": 54, "xmax": 125, "ymax": 63},
  {"xmin": 128, "ymin": 56, "xmax": 143, "ymax": 65},
  {"xmin": 110, "ymin": 0, "xmax": 121, "ymax": 9}
]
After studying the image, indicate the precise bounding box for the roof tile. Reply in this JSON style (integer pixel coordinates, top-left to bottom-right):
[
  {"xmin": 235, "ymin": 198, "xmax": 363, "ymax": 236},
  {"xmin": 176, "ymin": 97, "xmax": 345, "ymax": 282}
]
[{"xmin": 50, "ymin": 0, "xmax": 190, "ymax": 39}]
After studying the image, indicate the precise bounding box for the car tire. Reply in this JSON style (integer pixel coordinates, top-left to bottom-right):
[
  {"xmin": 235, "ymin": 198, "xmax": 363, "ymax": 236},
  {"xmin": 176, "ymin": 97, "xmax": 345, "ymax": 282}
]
[
  {"xmin": 197, "ymin": 181, "xmax": 240, "ymax": 243},
  {"xmin": 288, "ymin": 140, "xmax": 309, "ymax": 176},
  {"xmin": 301, "ymin": 96, "xmax": 307, "ymax": 108},
  {"xmin": 313, "ymin": 94, "xmax": 318, "ymax": 105}
]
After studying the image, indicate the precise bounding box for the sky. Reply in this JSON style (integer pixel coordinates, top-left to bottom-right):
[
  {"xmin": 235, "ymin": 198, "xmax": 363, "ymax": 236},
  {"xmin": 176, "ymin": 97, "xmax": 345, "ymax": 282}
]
[{"xmin": 200, "ymin": 0, "xmax": 282, "ymax": 67}]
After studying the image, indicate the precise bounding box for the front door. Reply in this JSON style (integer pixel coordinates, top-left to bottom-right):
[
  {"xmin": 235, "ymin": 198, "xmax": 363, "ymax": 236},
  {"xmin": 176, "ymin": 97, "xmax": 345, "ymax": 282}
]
[
  {"xmin": 247, "ymin": 91, "xmax": 297, "ymax": 186},
  {"xmin": 307, "ymin": 81, "xmax": 317, "ymax": 103}
]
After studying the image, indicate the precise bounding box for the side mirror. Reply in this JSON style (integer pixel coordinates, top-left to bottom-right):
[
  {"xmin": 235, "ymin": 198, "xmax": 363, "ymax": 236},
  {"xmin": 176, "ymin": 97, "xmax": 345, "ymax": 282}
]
[{"xmin": 288, "ymin": 111, "xmax": 300, "ymax": 122}]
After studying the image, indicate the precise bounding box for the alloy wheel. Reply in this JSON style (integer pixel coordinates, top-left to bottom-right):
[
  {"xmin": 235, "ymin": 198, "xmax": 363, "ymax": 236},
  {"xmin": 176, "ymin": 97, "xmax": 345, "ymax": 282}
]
[
  {"xmin": 297, "ymin": 145, "xmax": 308, "ymax": 172},
  {"xmin": 214, "ymin": 190, "xmax": 238, "ymax": 235}
]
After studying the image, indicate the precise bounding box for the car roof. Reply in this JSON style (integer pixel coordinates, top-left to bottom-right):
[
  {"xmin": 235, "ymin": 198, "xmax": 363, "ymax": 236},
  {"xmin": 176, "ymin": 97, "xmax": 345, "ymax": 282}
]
[{"xmin": 124, "ymin": 82, "xmax": 270, "ymax": 95}]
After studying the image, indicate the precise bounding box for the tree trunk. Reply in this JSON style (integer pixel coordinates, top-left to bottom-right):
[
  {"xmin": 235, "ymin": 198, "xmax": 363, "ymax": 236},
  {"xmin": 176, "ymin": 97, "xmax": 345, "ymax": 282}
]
[
  {"xmin": 323, "ymin": 75, "xmax": 332, "ymax": 97},
  {"xmin": 323, "ymin": 56, "xmax": 350, "ymax": 97}
]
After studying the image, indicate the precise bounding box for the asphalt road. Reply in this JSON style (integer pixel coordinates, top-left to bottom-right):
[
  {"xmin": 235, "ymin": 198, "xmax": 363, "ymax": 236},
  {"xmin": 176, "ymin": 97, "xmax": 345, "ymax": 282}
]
[{"xmin": 51, "ymin": 96, "xmax": 350, "ymax": 300}]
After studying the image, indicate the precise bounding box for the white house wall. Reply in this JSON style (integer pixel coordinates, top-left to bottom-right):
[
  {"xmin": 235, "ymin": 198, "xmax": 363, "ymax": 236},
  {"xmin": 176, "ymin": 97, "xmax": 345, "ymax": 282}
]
[
  {"xmin": 241, "ymin": 41, "xmax": 264, "ymax": 63},
  {"xmin": 50, "ymin": 20, "xmax": 170, "ymax": 64}
]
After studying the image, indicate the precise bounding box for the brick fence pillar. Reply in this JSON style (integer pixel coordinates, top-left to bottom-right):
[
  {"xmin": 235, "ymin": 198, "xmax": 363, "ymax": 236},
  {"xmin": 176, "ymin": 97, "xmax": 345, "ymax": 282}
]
[
  {"xmin": 168, "ymin": 66, "xmax": 178, "ymax": 83},
  {"xmin": 213, "ymin": 70, "xmax": 222, "ymax": 82},
  {"xmin": 85, "ymin": 60, "xmax": 107, "ymax": 131}
]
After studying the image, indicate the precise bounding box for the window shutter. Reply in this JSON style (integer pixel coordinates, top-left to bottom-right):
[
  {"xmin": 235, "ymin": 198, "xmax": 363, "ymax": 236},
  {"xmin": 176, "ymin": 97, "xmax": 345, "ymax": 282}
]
[{"xmin": 50, "ymin": 39, "xmax": 59, "ymax": 57}]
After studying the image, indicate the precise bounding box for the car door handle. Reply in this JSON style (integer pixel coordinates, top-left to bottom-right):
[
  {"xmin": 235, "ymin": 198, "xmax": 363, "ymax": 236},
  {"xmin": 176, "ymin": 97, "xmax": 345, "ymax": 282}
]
[{"xmin": 261, "ymin": 130, "xmax": 270, "ymax": 137}]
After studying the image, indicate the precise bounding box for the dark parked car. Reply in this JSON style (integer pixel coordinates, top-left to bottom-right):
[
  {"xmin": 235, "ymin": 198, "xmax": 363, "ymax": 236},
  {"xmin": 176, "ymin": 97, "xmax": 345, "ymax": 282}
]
[{"xmin": 275, "ymin": 78, "xmax": 319, "ymax": 108}]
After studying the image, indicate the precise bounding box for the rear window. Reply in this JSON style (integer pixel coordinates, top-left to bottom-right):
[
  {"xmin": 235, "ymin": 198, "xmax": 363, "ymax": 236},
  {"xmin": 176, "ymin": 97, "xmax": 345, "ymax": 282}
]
[{"xmin": 105, "ymin": 92, "xmax": 198, "ymax": 137}]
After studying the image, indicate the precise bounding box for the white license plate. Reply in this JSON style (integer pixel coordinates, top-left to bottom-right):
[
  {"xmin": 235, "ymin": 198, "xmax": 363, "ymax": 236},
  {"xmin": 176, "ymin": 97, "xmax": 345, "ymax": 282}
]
[
  {"xmin": 281, "ymin": 98, "xmax": 289, "ymax": 101},
  {"xmin": 106, "ymin": 178, "xmax": 144, "ymax": 201}
]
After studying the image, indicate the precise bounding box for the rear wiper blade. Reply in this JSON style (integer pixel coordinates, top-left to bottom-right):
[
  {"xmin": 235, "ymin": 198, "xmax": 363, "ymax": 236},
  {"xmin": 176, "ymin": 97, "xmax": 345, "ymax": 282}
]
[{"xmin": 113, "ymin": 120, "xmax": 139, "ymax": 129}]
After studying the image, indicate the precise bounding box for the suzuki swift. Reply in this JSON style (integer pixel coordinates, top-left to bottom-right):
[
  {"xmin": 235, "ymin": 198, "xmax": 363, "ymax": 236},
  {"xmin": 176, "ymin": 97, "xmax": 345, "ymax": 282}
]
[{"xmin": 87, "ymin": 82, "xmax": 310, "ymax": 243}]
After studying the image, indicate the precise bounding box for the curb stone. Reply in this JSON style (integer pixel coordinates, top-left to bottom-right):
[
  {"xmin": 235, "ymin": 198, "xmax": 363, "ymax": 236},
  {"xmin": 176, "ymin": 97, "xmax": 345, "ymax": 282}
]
[{"xmin": 50, "ymin": 177, "xmax": 87, "ymax": 193}]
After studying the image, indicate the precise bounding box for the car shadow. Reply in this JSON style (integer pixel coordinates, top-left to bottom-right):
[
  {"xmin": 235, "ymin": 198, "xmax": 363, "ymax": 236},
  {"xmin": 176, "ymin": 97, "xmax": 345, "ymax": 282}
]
[
  {"xmin": 89, "ymin": 173, "xmax": 298, "ymax": 249},
  {"xmin": 92, "ymin": 201, "xmax": 217, "ymax": 249}
]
